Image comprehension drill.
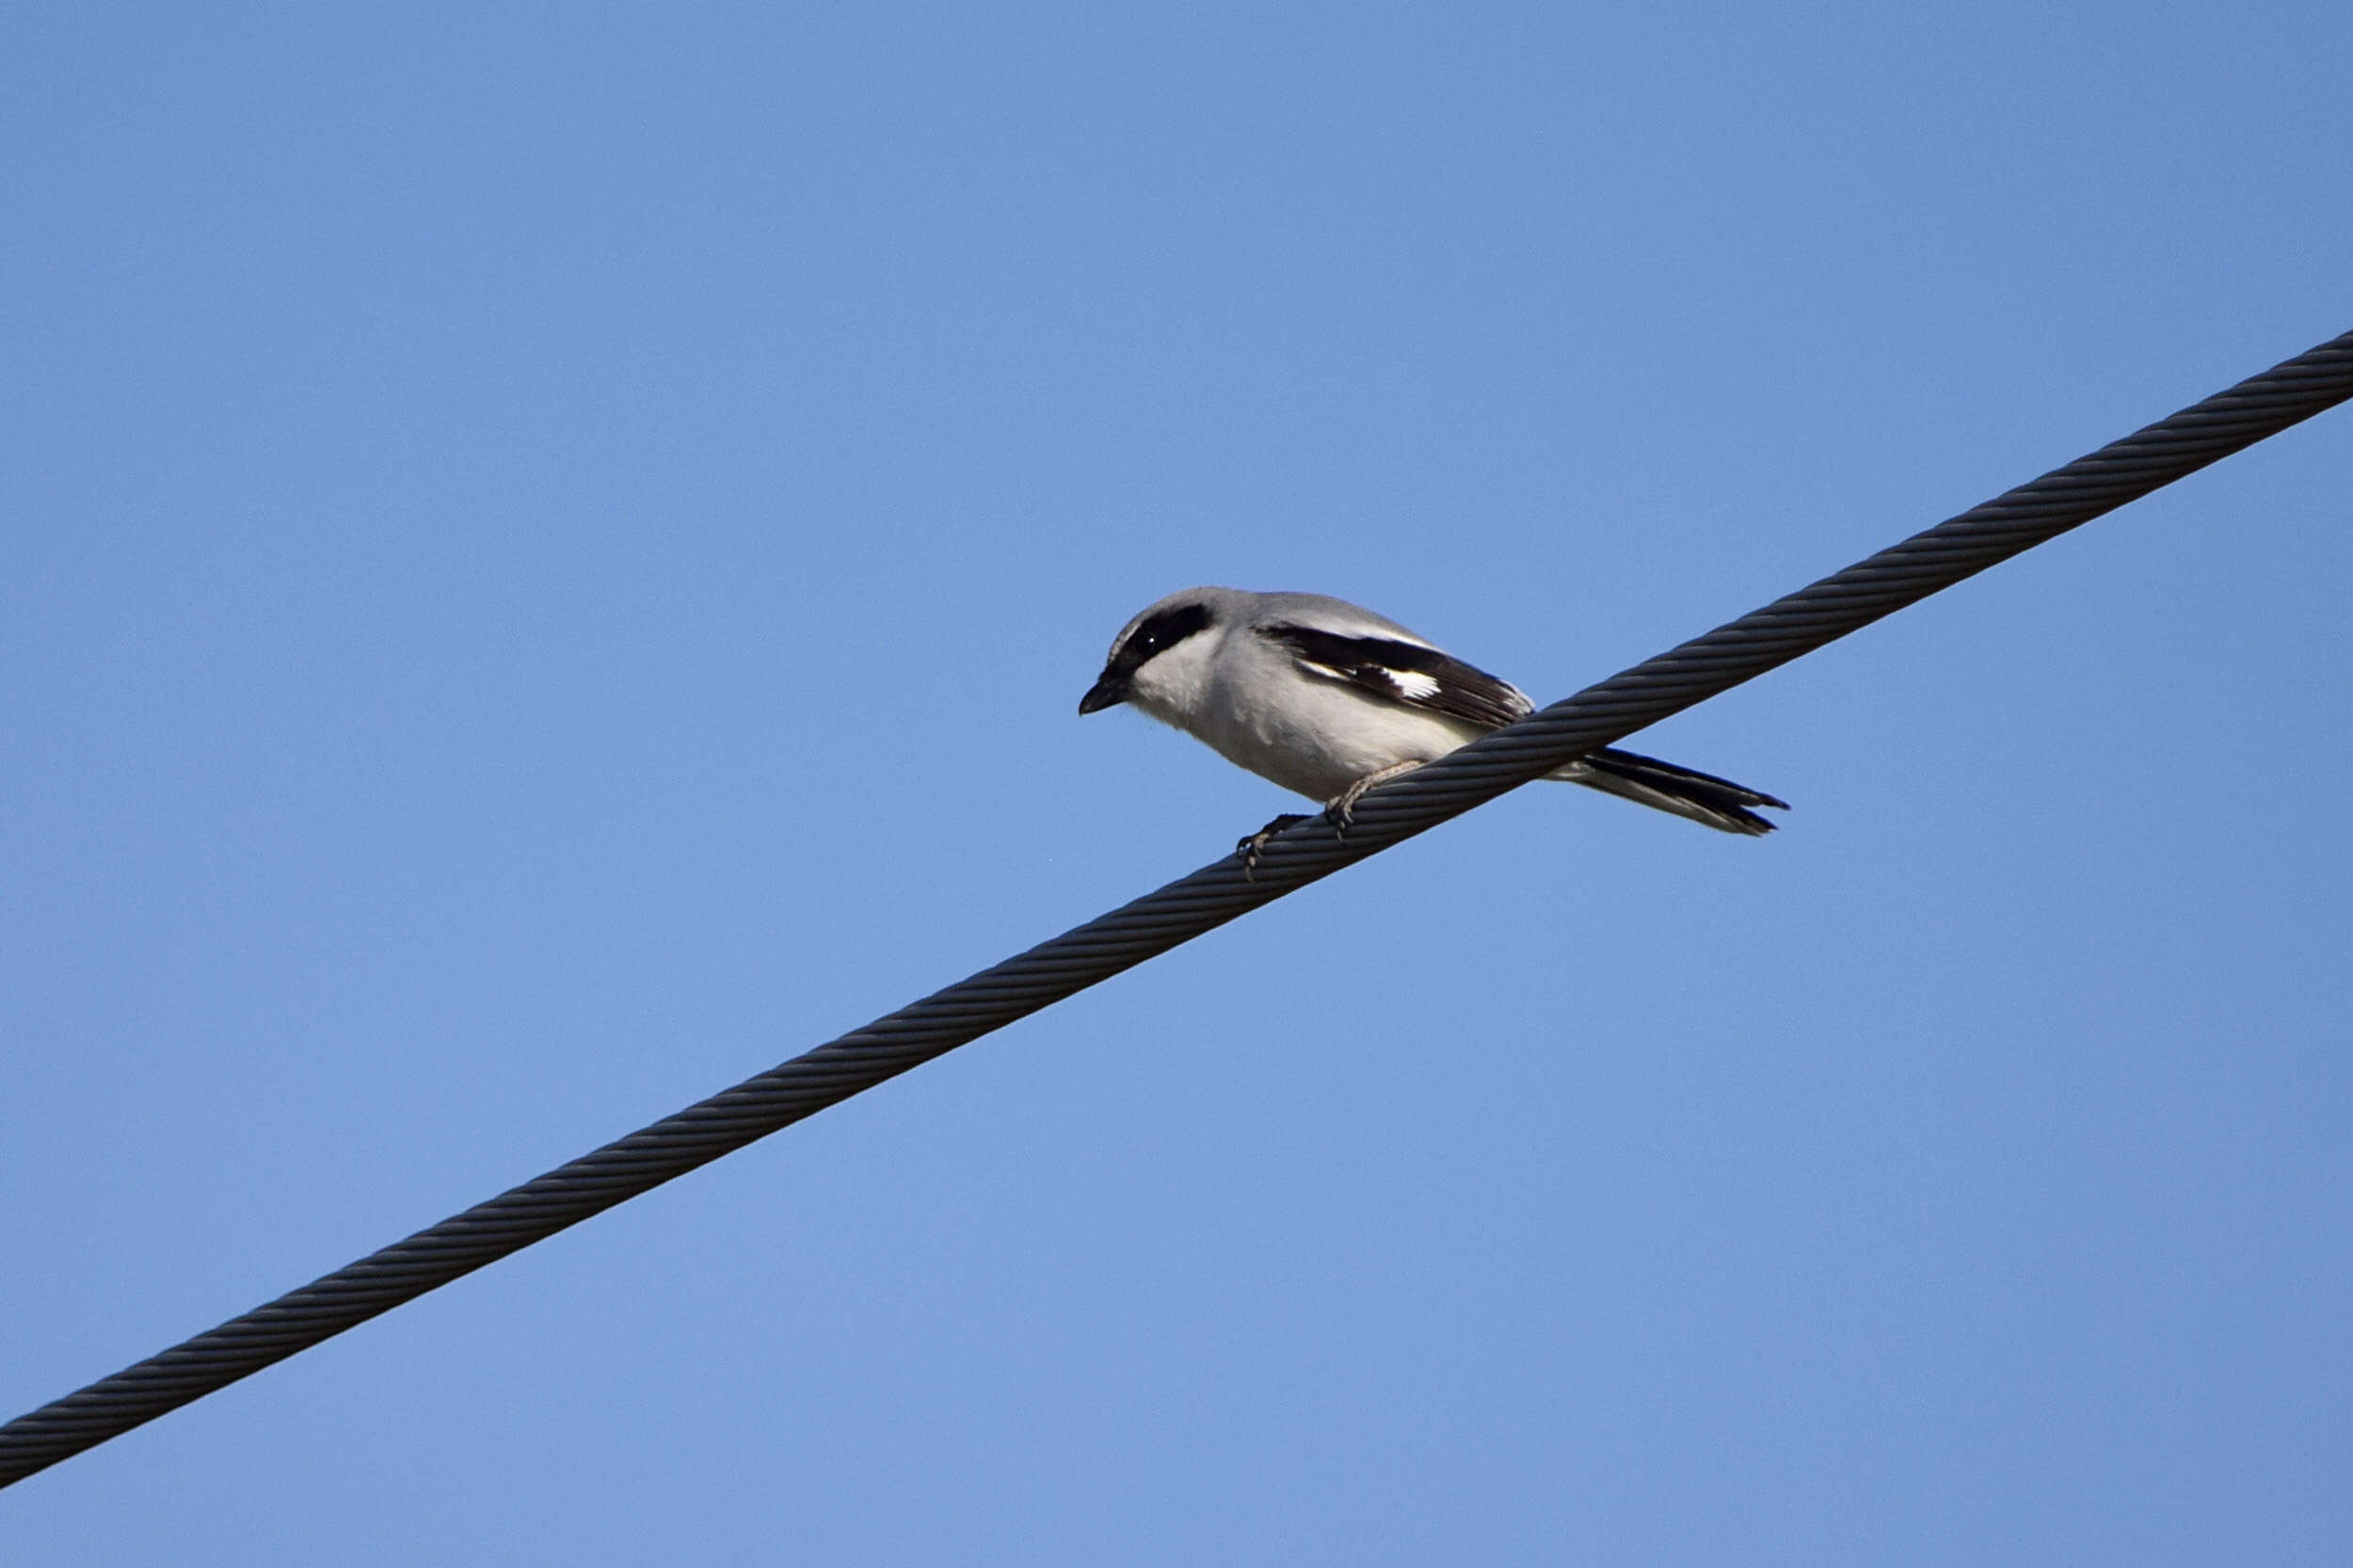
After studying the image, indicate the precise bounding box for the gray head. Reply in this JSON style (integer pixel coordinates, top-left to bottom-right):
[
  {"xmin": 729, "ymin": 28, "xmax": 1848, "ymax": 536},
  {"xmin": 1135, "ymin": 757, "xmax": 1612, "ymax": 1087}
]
[{"xmin": 1079, "ymin": 586, "xmax": 1251, "ymax": 714}]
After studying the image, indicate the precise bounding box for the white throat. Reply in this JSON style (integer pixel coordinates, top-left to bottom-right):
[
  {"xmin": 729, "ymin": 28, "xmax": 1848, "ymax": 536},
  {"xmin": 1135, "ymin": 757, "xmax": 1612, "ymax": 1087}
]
[{"xmin": 1124, "ymin": 623, "xmax": 1226, "ymax": 734}]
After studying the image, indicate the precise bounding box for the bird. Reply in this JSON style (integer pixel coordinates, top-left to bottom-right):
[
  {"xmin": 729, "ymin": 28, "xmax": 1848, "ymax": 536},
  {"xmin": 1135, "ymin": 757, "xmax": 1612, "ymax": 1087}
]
[{"xmin": 1080, "ymin": 586, "xmax": 1785, "ymax": 865}]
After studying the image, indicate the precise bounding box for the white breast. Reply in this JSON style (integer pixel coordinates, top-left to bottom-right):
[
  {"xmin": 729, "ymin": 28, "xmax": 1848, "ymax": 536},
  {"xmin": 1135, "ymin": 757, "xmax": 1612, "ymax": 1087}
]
[{"xmin": 1128, "ymin": 623, "xmax": 1487, "ymax": 803}]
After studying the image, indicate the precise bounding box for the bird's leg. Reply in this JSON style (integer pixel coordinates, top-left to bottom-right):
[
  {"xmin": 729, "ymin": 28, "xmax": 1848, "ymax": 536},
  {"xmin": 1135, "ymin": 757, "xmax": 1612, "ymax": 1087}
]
[
  {"xmin": 1236, "ymin": 813, "xmax": 1312, "ymax": 879},
  {"xmin": 1236, "ymin": 760, "xmax": 1432, "ymax": 876},
  {"xmin": 1323, "ymin": 760, "xmax": 1428, "ymax": 835}
]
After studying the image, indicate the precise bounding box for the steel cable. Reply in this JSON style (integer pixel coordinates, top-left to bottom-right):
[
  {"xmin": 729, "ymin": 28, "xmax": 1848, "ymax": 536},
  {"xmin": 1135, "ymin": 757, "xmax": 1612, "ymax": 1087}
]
[{"xmin": 4, "ymin": 328, "xmax": 2348, "ymax": 1488}]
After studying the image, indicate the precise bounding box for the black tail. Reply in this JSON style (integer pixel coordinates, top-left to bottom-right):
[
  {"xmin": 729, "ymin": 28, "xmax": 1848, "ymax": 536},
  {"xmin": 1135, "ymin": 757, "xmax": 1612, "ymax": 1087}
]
[{"xmin": 1549, "ymin": 747, "xmax": 1788, "ymax": 836}]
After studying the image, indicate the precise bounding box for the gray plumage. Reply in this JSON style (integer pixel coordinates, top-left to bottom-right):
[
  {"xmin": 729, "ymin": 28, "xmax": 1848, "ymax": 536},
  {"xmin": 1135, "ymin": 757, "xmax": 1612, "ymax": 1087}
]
[{"xmin": 1080, "ymin": 586, "xmax": 1785, "ymax": 835}]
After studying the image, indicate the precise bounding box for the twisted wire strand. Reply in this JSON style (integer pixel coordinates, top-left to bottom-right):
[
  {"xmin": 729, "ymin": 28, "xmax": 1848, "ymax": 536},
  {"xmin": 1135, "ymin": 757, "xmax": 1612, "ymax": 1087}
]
[{"xmin": 5, "ymin": 328, "xmax": 2348, "ymax": 1488}]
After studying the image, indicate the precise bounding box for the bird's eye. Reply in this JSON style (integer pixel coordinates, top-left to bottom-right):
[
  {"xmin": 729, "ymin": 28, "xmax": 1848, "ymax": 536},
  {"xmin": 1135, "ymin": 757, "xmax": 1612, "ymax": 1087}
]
[{"xmin": 1125, "ymin": 604, "xmax": 1208, "ymax": 665}]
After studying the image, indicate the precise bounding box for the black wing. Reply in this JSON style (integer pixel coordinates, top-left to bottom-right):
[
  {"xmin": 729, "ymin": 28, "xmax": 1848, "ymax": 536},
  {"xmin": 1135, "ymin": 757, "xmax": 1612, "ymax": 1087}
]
[{"xmin": 1260, "ymin": 622, "xmax": 1532, "ymax": 731}]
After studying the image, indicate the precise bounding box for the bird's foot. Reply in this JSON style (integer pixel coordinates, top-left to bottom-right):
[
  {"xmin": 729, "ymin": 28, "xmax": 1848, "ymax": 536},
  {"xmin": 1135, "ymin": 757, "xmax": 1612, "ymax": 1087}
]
[
  {"xmin": 1236, "ymin": 813, "xmax": 1312, "ymax": 880},
  {"xmin": 1321, "ymin": 760, "xmax": 1426, "ymax": 836}
]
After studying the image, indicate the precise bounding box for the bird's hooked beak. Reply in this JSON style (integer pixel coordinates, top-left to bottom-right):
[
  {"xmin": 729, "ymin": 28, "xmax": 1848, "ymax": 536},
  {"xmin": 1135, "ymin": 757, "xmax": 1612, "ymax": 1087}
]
[{"xmin": 1078, "ymin": 669, "xmax": 1128, "ymax": 714}]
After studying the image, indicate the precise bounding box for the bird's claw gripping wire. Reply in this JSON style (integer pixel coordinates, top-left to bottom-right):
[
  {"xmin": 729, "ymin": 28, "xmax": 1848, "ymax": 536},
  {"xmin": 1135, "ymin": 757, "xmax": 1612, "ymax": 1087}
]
[
  {"xmin": 1322, "ymin": 760, "xmax": 1424, "ymax": 839},
  {"xmin": 1238, "ymin": 759, "xmax": 1431, "ymax": 876},
  {"xmin": 1236, "ymin": 814, "xmax": 1312, "ymax": 879}
]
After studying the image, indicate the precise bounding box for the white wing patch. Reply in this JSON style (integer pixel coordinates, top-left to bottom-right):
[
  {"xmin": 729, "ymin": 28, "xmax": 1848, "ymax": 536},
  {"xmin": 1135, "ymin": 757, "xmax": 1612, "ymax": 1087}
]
[
  {"xmin": 1382, "ymin": 669, "xmax": 1441, "ymax": 699},
  {"xmin": 1299, "ymin": 660, "xmax": 1438, "ymax": 702}
]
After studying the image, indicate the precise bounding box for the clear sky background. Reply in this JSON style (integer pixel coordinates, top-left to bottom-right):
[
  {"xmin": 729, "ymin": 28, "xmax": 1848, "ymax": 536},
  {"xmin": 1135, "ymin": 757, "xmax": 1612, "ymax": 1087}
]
[{"xmin": 4, "ymin": 5, "xmax": 2348, "ymax": 1563}]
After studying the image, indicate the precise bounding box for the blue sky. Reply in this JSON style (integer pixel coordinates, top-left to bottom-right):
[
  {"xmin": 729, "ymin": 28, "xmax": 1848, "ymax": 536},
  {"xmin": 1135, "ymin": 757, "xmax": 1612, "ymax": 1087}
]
[{"xmin": 4, "ymin": 4, "xmax": 2348, "ymax": 1562}]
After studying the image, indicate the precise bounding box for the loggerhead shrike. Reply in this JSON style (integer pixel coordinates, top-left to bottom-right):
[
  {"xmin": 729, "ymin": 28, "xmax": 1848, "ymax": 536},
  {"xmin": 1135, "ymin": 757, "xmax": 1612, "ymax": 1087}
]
[{"xmin": 1080, "ymin": 586, "xmax": 1785, "ymax": 861}]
